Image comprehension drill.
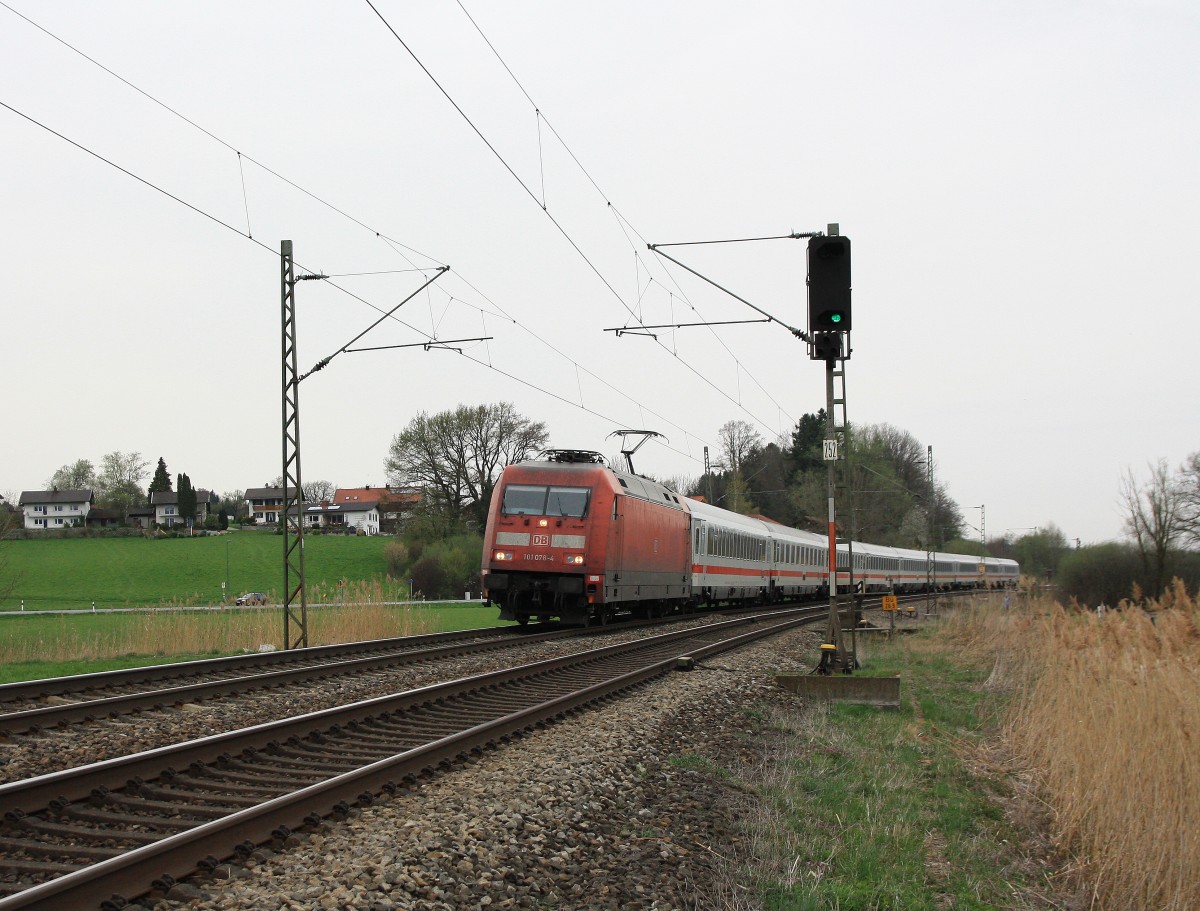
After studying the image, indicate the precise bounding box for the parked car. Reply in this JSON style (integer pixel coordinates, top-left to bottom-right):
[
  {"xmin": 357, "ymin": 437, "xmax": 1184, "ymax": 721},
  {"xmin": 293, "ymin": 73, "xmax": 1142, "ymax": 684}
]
[{"xmin": 235, "ymin": 592, "xmax": 267, "ymax": 606}]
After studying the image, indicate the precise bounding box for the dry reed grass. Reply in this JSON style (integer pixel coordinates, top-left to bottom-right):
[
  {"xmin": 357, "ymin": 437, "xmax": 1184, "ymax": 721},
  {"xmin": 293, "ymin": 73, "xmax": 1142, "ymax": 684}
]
[
  {"xmin": 0, "ymin": 576, "xmax": 437, "ymax": 665},
  {"xmin": 961, "ymin": 581, "xmax": 1200, "ymax": 911}
]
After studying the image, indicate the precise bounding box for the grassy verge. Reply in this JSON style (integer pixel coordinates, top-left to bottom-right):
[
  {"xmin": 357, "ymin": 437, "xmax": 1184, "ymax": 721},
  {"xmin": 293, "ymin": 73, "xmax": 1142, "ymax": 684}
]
[
  {"xmin": 699, "ymin": 587, "xmax": 1200, "ymax": 911},
  {"xmin": 0, "ymin": 603, "xmax": 508, "ymax": 684},
  {"xmin": 699, "ymin": 597, "xmax": 1066, "ymax": 911}
]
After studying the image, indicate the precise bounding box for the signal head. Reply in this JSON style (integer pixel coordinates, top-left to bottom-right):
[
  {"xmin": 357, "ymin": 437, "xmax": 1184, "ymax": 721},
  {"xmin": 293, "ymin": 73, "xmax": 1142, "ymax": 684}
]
[{"xmin": 807, "ymin": 235, "xmax": 852, "ymax": 332}]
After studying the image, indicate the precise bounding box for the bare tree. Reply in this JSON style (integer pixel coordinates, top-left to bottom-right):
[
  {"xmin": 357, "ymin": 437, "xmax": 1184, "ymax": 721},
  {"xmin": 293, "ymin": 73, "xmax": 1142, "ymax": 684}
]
[
  {"xmin": 465, "ymin": 402, "xmax": 549, "ymax": 521},
  {"xmin": 1121, "ymin": 460, "xmax": 1184, "ymax": 598},
  {"xmin": 45, "ymin": 458, "xmax": 97, "ymax": 491},
  {"xmin": 717, "ymin": 420, "xmax": 762, "ymax": 474},
  {"xmin": 385, "ymin": 402, "xmax": 548, "ymax": 529},
  {"xmin": 863, "ymin": 423, "xmax": 929, "ymax": 499},
  {"xmin": 303, "ymin": 480, "xmax": 337, "ymax": 503},
  {"xmin": 715, "ymin": 420, "xmax": 763, "ymax": 514},
  {"xmin": 220, "ymin": 490, "xmax": 246, "ymax": 519},
  {"xmin": 96, "ymin": 451, "xmax": 149, "ymax": 520},
  {"xmin": 1178, "ymin": 451, "xmax": 1200, "ymax": 549},
  {"xmin": 661, "ymin": 474, "xmax": 699, "ymax": 496}
]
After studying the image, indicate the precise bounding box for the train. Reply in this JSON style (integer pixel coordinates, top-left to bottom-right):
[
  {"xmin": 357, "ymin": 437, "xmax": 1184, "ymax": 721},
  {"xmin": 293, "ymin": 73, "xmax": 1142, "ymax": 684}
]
[{"xmin": 480, "ymin": 449, "xmax": 1019, "ymax": 626}]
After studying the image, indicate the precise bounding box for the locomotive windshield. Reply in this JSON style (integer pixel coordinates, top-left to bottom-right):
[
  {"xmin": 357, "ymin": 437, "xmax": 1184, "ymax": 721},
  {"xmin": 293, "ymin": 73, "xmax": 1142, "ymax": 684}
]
[
  {"xmin": 546, "ymin": 486, "xmax": 589, "ymax": 517},
  {"xmin": 501, "ymin": 484, "xmax": 590, "ymax": 517}
]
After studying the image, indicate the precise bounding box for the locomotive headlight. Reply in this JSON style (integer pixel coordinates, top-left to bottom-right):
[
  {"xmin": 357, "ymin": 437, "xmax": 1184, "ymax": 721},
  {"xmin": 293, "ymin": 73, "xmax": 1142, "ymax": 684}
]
[
  {"xmin": 537, "ymin": 518, "xmax": 549, "ymax": 527},
  {"xmin": 565, "ymin": 554, "xmax": 584, "ymax": 565},
  {"xmin": 493, "ymin": 551, "xmax": 514, "ymax": 562}
]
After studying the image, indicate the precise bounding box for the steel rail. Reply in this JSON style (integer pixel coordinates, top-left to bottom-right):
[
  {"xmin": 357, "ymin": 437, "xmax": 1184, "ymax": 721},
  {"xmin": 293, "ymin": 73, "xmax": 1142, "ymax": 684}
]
[
  {"xmin": 0, "ymin": 605, "xmax": 822, "ymax": 735},
  {"xmin": 0, "ymin": 608, "xmax": 823, "ymax": 910},
  {"xmin": 0, "ymin": 627, "xmax": 590, "ymax": 736},
  {"xmin": 0, "ymin": 625, "xmax": 535, "ymax": 707}
]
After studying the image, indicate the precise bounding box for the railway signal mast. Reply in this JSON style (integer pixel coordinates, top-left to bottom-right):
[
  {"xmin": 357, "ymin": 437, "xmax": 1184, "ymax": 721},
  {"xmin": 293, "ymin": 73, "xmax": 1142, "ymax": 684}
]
[
  {"xmin": 808, "ymin": 227, "xmax": 854, "ymax": 673},
  {"xmin": 641, "ymin": 223, "xmax": 857, "ymax": 673}
]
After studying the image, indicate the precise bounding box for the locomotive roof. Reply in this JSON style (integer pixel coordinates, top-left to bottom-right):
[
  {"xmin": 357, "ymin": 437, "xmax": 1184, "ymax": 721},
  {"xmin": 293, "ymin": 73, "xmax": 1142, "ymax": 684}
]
[{"xmin": 509, "ymin": 457, "xmax": 688, "ymax": 511}]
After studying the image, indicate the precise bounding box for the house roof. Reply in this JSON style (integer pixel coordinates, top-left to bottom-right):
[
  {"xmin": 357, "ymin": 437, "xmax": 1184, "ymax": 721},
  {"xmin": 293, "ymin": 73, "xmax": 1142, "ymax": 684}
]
[
  {"xmin": 151, "ymin": 489, "xmax": 217, "ymax": 506},
  {"xmin": 245, "ymin": 486, "xmax": 297, "ymax": 500},
  {"xmin": 334, "ymin": 486, "xmax": 382, "ymax": 504},
  {"xmin": 19, "ymin": 489, "xmax": 94, "ymax": 505},
  {"xmin": 336, "ymin": 486, "xmax": 420, "ymax": 507}
]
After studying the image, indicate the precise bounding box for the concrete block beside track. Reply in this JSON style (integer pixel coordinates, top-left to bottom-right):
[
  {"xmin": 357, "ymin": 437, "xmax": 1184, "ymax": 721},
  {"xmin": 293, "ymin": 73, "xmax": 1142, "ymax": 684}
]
[{"xmin": 774, "ymin": 673, "xmax": 901, "ymax": 708}]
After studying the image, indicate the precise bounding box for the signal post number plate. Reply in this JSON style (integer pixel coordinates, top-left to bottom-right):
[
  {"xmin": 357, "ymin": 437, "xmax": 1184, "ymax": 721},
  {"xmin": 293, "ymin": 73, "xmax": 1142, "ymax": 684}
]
[
  {"xmin": 822, "ymin": 439, "xmax": 838, "ymax": 461},
  {"xmin": 881, "ymin": 595, "xmax": 899, "ymax": 611}
]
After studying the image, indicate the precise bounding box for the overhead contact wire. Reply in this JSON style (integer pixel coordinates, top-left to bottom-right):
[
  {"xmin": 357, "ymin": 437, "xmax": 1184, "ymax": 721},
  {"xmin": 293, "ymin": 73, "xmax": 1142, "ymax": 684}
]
[
  {"xmin": 451, "ymin": 1, "xmax": 794, "ymax": 434},
  {"xmin": 4, "ymin": 4, "xmax": 718, "ymax": 459}
]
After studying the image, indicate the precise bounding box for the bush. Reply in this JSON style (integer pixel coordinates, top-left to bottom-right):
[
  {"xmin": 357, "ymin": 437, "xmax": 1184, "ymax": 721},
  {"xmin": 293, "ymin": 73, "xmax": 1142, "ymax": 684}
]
[
  {"xmin": 1057, "ymin": 543, "xmax": 1144, "ymax": 606},
  {"xmin": 384, "ymin": 540, "xmax": 409, "ymax": 578},
  {"xmin": 1058, "ymin": 544, "xmax": 1200, "ymax": 607},
  {"xmin": 398, "ymin": 533, "xmax": 483, "ymax": 599},
  {"xmin": 409, "ymin": 556, "xmax": 446, "ymax": 600}
]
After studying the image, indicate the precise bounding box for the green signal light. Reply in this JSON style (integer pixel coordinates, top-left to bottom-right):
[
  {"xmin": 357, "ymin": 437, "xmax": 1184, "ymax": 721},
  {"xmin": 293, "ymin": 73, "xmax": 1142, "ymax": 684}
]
[{"xmin": 830, "ymin": 313, "xmax": 843, "ymax": 324}]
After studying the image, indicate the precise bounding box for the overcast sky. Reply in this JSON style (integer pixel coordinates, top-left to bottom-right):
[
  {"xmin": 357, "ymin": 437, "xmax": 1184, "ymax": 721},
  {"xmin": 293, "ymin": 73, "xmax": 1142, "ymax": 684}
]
[{"xmin": 3, "ymin": 1, "xmax": 1197, "ymax": 544}]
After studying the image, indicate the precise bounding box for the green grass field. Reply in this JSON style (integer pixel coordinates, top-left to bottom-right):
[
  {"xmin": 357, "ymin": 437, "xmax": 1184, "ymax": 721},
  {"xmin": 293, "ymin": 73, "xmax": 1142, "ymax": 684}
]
[
  {"xmin": 0, "ymin": 603, "xmax": 508, "ymax": 684},
  {"xmin": 1, "ymin": 532, "xmax": 394, "ymax": 611}
]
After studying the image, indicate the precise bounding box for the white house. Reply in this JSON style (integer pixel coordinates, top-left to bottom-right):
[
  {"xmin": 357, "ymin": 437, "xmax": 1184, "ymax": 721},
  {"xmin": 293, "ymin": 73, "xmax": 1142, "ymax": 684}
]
[
  {"xmin": 18, "ymin": 489, "xmax": 93, "ymax": 530},
  {"xmin": 244, "ymin": 486, "xmax": 297, "ymax": 524},
  {"xmin": 150, "ymin": 490, "xmax": 218, "ymax": 528},
  {"xmin": 334, "ymin": 499, "xmax": 380, "ymax": 534},
  {"xmin": 302, "ymin": 498, "xmax": 381, "ymax": 535}
]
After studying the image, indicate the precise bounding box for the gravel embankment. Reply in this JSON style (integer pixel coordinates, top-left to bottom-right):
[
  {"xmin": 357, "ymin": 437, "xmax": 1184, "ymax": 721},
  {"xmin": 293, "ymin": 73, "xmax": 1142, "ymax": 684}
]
[{"xmin": 148, "ymin": 626, "xmax": 820, "ymax": 911}]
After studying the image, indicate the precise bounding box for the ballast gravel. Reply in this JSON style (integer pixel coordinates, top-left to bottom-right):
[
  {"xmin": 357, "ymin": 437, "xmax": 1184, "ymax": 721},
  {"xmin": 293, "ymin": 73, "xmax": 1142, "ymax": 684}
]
[
  {"xmin": 0, "ymin": 616, "xmax": 753, "ymax": 784},
  {"xmin": 148, "ymin": 627, "xmax": 819, "ymax": 911}
]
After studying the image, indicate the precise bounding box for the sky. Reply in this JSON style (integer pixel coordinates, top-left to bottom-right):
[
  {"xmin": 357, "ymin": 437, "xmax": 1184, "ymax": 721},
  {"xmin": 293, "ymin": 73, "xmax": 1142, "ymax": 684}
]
[{"xmin": 2, "ymin": 0, "xmax": 1197, "ymax": 545}]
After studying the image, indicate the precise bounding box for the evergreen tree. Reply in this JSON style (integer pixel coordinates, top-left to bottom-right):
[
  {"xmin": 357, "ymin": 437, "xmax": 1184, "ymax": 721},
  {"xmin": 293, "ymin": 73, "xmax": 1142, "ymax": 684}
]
[
  {"xmin": 789, "ymin": 410, "xmax": 827, "ymax": 477},
  {"xmin": 148, "ymin": 457, "xmax": 172, "ymax": 503},
  {"xmin": 177, "ymin": 473, "xmax": 197, "ymax": 525}
]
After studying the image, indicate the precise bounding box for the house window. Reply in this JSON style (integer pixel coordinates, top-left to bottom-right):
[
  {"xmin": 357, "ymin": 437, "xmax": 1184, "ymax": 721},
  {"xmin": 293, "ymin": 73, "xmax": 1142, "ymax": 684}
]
[
  {"xmin": 34, "ymin": 505, "xmax": 46, "ymax": 514},
  {"xmin": 165, "ymin": 506, "xmax": 175, "ymax": 515},
  {"xmin": 54, "ymin": 518, "xmax": 64, "ymax": 525},
  {"xmin": 55, "ymin": 505, "xmax": 64, "ymax": 512},
  {"xmin": 34, "ymin": 518, "xmax": 46, "ymax": 527}
]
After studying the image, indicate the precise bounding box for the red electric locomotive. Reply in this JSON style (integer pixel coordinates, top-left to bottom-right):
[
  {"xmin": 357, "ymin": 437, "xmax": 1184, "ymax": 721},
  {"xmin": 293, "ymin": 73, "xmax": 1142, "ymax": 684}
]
[{"xmin": 481, "ymin": 450, "xmax": 692, "ymax": 625}]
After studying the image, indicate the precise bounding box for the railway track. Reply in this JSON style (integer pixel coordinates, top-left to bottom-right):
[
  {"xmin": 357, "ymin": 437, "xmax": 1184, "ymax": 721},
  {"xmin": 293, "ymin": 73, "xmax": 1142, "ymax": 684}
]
[
  {"xmin": 0, "ymin": 625, "xmax": 579, "ymax": 737},
  {"xmin": 0, "ymin": 607, "xmax": 824, "ymax": 911},
  {"xmin": 0, "ymin": 592, "xmax": 951, "ymax": 728},
  {"xmin": 0, "ymin": 603, "xmax": 828, "ymax": 738}
]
